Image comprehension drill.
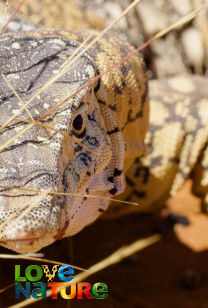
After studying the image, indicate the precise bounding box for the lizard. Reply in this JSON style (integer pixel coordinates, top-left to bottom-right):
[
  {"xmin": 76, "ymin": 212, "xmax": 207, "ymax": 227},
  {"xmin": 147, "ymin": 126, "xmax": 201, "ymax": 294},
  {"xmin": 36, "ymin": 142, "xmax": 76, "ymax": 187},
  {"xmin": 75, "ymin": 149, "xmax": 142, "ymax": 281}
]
[
  {"xmin": 0, "ymin": 28, "xmax": 149, "ymax": 253},
  {"xmin": 0, "ymin": 0, "xmax": 207, "ymax": 253}
]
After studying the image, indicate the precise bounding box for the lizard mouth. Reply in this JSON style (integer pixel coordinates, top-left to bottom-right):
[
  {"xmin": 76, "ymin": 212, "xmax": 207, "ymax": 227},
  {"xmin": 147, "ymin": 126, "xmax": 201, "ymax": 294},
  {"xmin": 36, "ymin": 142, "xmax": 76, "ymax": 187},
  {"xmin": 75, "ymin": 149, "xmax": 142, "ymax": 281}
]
[
  {"xmin": 0, "ymin": 236, "xmax": 56, "ymax": 253},
  {"xmin": 0, "ymin": 188, "xmax": 68, "ymax": 253}
]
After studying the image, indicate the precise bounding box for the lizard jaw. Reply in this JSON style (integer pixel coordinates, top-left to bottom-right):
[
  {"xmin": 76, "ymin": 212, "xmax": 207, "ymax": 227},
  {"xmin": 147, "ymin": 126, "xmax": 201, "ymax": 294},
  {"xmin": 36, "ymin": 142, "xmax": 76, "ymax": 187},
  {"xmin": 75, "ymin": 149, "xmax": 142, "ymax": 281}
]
[
  {"xmin": 0, "ymin": 237, "xmax": 56, "ymax": 253},
  {"xmin": 0, "ymin": 192, "xmax": 68, "ymax": 253}
]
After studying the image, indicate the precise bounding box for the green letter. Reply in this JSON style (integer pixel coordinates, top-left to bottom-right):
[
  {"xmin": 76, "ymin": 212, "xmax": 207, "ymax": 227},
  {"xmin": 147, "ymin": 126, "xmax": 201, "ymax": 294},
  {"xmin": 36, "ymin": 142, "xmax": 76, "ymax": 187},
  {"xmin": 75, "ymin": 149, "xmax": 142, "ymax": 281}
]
[
  {"xmin": 15, "ymin": 265, "xmax": 26, "ymax": 282},
  {"xmin": 91, "ymin": 282, "xmax": 108, "ymax": 299},
  {"xmin": 25, "ymin": 265, "xmax": 43, "ymax": 282}
]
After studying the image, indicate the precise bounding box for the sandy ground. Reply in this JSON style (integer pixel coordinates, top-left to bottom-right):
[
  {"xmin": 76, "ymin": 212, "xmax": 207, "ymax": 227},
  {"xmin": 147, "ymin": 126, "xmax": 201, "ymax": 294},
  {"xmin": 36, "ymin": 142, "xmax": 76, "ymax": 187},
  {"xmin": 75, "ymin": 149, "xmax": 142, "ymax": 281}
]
[{"xmin": 0, "ymin": 180, "xmax": 208, "ymax": 308}]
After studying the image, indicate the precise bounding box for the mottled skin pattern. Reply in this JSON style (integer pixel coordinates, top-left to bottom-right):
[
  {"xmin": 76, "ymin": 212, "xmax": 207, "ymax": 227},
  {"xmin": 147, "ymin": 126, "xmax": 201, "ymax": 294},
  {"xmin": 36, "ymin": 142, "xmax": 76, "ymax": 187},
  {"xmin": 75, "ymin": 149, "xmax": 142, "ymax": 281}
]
[
  {"xmin": 107, "ymin": 75, "xmax": 208, "ymax": 216},
  {"xmin": 0, "ymin": 1, "xmax": 207, "ymax": 253},
  {"xmin": 0, "ymin": 30, "xmax": 148, "ymax": 252}
]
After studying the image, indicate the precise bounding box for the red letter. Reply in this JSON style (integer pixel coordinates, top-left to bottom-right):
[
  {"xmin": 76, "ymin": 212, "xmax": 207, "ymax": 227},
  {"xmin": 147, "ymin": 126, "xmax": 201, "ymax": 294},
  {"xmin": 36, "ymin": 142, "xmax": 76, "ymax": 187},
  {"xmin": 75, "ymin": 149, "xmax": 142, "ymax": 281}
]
[
  {"xmin": 77, "ymin": 283, "xmax": 93, "ymax": 299},
  {"xmin": 47, "ymin": 283, "xmax": 66, "ymax": 299}
]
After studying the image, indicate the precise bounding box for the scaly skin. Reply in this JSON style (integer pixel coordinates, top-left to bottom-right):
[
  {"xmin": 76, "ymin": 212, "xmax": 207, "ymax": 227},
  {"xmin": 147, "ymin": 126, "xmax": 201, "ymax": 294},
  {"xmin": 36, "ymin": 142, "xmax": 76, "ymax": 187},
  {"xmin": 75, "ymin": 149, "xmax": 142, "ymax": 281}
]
[
  {"xmin": 107, "ymin": 75, "xmax": 208, "ymax": 216},
  {"xmin": 0, "ymin": 30, "xmax": 148, "ymax": 253}
]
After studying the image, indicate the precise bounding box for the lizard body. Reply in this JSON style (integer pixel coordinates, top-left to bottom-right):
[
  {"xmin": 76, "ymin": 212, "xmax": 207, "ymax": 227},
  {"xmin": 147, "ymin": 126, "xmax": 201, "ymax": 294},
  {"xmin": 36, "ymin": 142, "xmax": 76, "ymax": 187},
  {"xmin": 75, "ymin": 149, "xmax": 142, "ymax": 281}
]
[
  {"xmin": 0, "ymin": 1, "xmax": 207, "ymax": 253},
  {"xmin": 107, "ymin": 75, "xmax": 208, "ymax": 216}
]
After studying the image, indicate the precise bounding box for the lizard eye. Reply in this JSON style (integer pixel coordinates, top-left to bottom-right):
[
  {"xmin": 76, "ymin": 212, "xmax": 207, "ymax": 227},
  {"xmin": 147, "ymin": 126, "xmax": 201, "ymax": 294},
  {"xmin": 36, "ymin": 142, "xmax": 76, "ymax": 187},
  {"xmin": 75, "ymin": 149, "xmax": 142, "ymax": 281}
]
[
  {"xmin": 72, "ymin": 114, "xmax": 86, "ymax": 138},
  {"xmin": 73, "ymin": 114, "xmax": 83, "ymax": 131}
]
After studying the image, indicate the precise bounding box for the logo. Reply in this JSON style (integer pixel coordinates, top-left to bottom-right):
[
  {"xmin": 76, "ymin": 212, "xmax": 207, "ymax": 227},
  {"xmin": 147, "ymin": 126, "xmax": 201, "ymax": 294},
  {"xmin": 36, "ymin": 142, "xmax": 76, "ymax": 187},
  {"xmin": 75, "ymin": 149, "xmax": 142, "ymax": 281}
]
[{"xmin": 15, "ymin": 265, "xmax": 108, "ymax": 300}]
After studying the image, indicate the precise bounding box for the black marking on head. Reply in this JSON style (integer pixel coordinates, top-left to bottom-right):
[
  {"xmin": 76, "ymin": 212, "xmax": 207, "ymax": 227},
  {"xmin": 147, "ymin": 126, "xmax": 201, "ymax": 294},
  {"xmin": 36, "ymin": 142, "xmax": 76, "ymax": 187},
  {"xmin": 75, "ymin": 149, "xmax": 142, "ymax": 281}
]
[
  {"xmin": 86, "ymin": 136, "xmax": 99, "ymax": 146},
  {"xmin": 78, "ymin": 101, "xmax": 85, "ymax": 108},
  {"xmin": 0, "ymin": 121, "xmax": 29, "ymax": 136},
  {"xmin": 71, "ymin": 204, "xmax": 82, "ymax": 220},
  {"xmin": 94, "ymin": 75, "xmax": 101, "ymax": 93},
  {"xmin": 97, "ymin": 98, "xmax": 116, "ymax": 111},
  {"xmin": 83, "ymin": 197, "xmax": 87, "ymax": 201},
  {"xmin": 107, "ymin": 127, "xmax": 119, "ymax": 135},
  {"xmin": 80, "ymin": 152, "xmax": 92, "ymax": 166},
  {"xmin": 108, "ymin": 176, "xmax": 114, "ymax": 183},
  {"xmin": 4, "ymin": 171, "xmax": 55, "ymax": 188},
  {"xmin": 86, "ymin": 171, "xmax": 91, "ymax": 176},
  {"xmin": 113, "ymin": 168, "xmax": 122, "ymax": 177},
  {"xmin": 98, "ymin": 208, "xmax": 104, "ymax": 213},
  {"xmin": 87, "ymin": 113, "xmax": 97, "ymax": 123},
  {"xmin": 74, "ymin": 145, "xmax": 83, "ymax": 153},
  {"xmin": 109, "ymin": 187, "xmax": 118, "ymax": 195},
  {"xmin": 62, "ymin": 173, "xmax": 69, "ymax": 192},
  {"xmin": 1, "ymin": 136, "xmax": 54, "ymax": 153}
]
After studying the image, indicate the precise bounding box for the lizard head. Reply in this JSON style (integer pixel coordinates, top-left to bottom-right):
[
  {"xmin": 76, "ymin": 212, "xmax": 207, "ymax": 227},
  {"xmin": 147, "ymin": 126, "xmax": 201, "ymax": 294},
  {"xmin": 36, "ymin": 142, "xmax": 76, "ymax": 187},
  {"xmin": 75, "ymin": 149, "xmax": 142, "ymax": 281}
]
[{"xmin": 0, "ymin": 31, "xmax": 148, "ymax": 253}]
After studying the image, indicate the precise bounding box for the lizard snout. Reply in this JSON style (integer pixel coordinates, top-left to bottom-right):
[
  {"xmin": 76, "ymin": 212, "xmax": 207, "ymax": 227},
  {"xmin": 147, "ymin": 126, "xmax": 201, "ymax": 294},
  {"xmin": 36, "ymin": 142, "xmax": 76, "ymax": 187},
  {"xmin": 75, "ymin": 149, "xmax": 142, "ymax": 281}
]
[{"xmin": 0, "ymin": 188, "xmax": 67, "ymax": 253}]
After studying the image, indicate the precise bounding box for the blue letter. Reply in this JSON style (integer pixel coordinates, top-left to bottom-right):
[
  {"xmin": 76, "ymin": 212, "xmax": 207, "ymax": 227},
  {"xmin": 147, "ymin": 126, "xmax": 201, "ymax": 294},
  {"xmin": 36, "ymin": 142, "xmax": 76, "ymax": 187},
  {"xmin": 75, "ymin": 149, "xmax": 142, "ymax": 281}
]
[
  {"xmin": 15, "ymin": 282, "xmax": 30, "ymax": 299},
  {"xmin": 32, "ymin": 282, "xmax": 46, "ymax": 299},
  {"xmin": 58, "ymin": 265, "xmax": 74, "ymax": 282}
]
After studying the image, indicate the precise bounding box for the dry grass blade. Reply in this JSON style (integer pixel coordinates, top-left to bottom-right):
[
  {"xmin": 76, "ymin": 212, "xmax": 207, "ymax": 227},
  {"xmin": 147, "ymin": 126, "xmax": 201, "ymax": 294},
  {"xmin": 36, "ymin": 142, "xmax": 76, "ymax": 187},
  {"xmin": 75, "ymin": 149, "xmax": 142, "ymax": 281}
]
[
  {"xmin": 147, "ymin": 1, "xmax": 208, "ymax": 43},
  {"xmin": 0, "ymin": 0, "xmax": 27, "ymax": 34},
  {"xmin": 8, "ymin": 234, "xmax": 160, "ymax": 308},
  {"xmin": 0, "ymin": 185, "xmax": 139, "ymax": 206},
  {"xmin": 0, "ymin": 253, "xmax": 44, "ymax": 258},
  {"xmin": 0, "ymin": 122, "xmax": 34, "ymax": 152},
  {"xmin": 0, "ymin": 254, "xmax": 86, "ymax": 271},
  {"xmin": 0, "ymin": 72, "xmax": 34, "ymax": 122},
  {"xmin": 0, "ymin": 282, "xmax": 15, "ymax": 294}
]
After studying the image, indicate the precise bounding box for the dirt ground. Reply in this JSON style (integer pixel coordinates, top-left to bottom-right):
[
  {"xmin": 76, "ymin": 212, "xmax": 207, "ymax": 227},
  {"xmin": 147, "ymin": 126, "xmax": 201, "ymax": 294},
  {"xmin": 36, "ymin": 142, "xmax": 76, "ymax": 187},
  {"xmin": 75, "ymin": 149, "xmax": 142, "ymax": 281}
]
[{"xmin": 0, "ymin": 180, "xmax": 208, "ymax": 308}]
